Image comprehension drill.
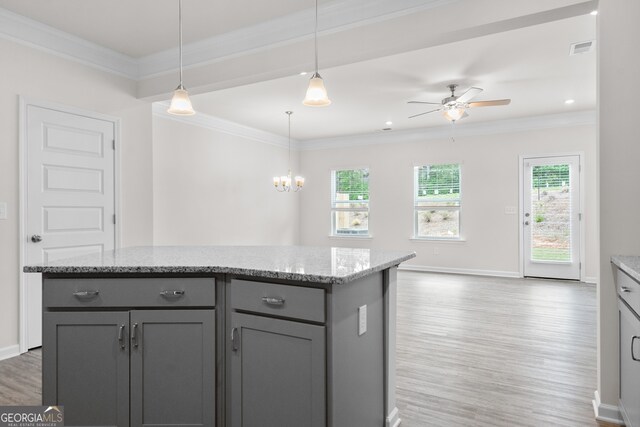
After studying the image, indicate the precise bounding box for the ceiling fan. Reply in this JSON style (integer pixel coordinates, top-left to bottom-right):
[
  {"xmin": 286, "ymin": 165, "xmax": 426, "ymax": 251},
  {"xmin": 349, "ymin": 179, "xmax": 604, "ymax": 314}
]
[{"xmin": 408, "ymin": 84, "xmax": 511, "ymax": 122}]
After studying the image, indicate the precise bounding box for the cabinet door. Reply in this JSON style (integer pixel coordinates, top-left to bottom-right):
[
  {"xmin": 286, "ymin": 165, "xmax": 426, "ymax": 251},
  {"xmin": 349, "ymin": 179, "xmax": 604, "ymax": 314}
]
[
  {"xmin": 619, "ymin": 301, "xmax": 640, "ymax": 427},
  {"xmin": 230, "ymin": 312, "xmax": 326, "ymax": 427},
  {"xmin": 43, "ymin": 311, "xmax": 129, "ymax": 427},
  {"xmin": 130, "ymin": 310, "xmax": 215, "ymax": 427}
]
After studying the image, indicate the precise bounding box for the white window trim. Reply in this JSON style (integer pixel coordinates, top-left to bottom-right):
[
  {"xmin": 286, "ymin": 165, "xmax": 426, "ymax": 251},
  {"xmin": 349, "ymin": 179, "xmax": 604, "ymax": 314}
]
[
  {"xmin": 412, "ymin": 164, "xmax": 462, "ymax": 240},
  {"xmin": 330, "ymin": 168, "xmax": 371, "ymax": 238}
]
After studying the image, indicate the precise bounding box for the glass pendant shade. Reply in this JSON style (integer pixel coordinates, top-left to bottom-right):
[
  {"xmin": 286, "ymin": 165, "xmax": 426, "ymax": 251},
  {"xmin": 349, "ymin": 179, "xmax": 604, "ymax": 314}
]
[
  {"xmin": 168, "ymin": 86, "xmax": 195, "ymax": 115},
  {"xmin": 303, "ymin": 73, "xmax": 331, "ymax": 107}
]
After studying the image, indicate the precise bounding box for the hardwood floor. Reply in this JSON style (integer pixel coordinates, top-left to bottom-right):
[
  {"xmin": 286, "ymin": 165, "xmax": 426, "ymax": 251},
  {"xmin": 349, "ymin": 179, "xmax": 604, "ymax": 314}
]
[
  {"xmin": 0, "ymin": 272, "xmax": 617, "ymax": 426},
  {"xmin": 395, "ymin": 271, "xmax": 612, "ymax": 427}
]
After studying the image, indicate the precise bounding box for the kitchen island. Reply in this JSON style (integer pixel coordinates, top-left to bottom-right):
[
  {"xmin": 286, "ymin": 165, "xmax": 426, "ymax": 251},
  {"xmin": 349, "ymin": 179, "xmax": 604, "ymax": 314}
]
[{"xmin": 25, "ymin": 246, "xmax": 415, "ymax": 427}]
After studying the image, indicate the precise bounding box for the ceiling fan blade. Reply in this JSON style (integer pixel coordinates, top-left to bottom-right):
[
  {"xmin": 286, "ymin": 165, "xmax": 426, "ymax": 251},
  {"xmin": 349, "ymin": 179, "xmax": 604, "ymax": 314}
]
[
  {"xmin": 408, "ymin": 108, "xmax": 441, "ymax": 119},
  {"xmin": 456, "ymin": 87, "xmax": 483, "ymax": 103},
  {"xmin": 407, "ymin": 101, "xmax": 441, "ymax": 105},
  {"xmin": 468, "ymin": 99, "xmax": 511, "ymax": 107}
]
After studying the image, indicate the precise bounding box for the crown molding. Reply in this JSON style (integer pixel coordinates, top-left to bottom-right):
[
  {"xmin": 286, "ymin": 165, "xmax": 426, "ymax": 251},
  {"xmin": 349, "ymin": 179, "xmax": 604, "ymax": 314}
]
[
  {"xmin": 299, "ymin": 110, "xmax": 596, "ymax": 151},
  {"xmin": 137, "ymin": 0, "xmax": 460, "ymax": 79},
  {"xmin": 152, "ymin": 102, "xmax": 297, "ymax": 150},
  {"xmin": 0, "ymin": 7, "xmax": 138, "ymax": 79},
  {"xmin": 0, "ymin": 0, "xmax": 458, "ymax": 81}
]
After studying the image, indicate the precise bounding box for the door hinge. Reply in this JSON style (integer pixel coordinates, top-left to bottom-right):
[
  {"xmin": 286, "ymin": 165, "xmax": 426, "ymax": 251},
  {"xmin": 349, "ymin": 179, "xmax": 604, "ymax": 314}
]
[
  {"xmin": 579, "ymin": 262, "xmax": 582, "ymax": 270},
  {"xmin": 113, "ymin": 214, "xmax": 116, "ymax": 225},
  {"xmin": 578, "ymin": 213, "xmax": 582, "ymax": 221},
  {"xmin": 579, "ymin": 163, "xmax": 581, "ymax": 172},
  {"xmin": 112, "ymin": 140, "xmax": 116, "ymax": 150}
]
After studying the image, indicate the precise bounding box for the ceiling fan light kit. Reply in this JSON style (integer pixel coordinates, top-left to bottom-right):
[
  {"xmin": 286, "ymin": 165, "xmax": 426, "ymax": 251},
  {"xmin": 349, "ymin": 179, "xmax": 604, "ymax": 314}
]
[
  {"xmin": 168, "ymin": 0, "xmax": 195, "ymax": 116},
  {"xmin": 303, "ymin": 0, "xmax": 331, "ymax": 107},
  {"xmin": 409, "ymin": 84, "xmax": 511, "ymax": 122}
]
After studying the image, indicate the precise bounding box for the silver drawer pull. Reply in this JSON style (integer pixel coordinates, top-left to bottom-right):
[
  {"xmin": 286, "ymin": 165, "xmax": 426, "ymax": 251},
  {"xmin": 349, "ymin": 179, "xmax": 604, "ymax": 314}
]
[
  {"xmin": 73, "ymin": 290, "xmax": 99, "ymax": 298},
  {"xmin": 621, "ymin": 287, "xmax": 632, "ymax": 293},
  {"xmin": 131, "ymin": 323, "xmax": 139, "ymax": 348},
  {"xmin": 633, "ymin": 336, "xmax": 640, "ymax": 362},
  {"xmin": 262, "ymin": 296, "xmax": 285, "ymax": 306},
  {"xmin": 118, "ymin": 325, "xmax": 126, "ymax": 349},
  {"xmin": 160, "ymin": 290, "xmax": 185, "ymax": 298}
]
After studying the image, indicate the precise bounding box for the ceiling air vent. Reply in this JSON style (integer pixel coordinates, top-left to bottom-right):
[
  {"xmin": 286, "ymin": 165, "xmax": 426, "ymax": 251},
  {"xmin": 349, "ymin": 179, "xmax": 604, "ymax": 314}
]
[{"xmin": 570, "ymin": 40, "xmax": 595, "ymax": 55}]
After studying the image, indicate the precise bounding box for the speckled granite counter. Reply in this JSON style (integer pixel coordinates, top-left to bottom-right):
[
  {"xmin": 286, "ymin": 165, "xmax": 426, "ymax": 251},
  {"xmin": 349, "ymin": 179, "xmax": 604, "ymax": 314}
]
[
  {"xmin": 24, "ymin": 245, "xmax": 416, "ymax": 285},
  {"xmin": 611, "ymin": 255, "xmax": 640, "ymax": 283}
]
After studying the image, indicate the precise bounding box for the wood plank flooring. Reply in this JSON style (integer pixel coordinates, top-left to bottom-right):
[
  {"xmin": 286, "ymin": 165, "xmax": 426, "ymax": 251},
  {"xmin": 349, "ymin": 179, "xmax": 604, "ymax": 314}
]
[{"xmin": 0, "ymin": 272, "xmax": 616, "ymax": 426}]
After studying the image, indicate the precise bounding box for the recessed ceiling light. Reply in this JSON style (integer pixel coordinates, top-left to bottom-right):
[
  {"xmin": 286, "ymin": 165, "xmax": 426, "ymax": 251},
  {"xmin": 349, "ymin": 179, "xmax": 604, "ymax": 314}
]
[
  {"xmin": 565, "ymin": 99, "xmax": 575, "ymax": 105},
  {"xmin": 590, "ymin": 10, "xmax": 598, "ymax": 16},
  {"xmin": 385, "ymin": 121, "xmax": 393, "ymax": 126},
  {"xmin": 299, "ymin": 71, "xmax": 308, "ymax": 76}
]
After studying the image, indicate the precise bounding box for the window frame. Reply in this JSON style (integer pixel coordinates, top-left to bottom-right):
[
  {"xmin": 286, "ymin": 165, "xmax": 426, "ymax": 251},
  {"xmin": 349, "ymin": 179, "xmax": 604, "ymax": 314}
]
[
  {"xmin": 413, "ymin": 164, "xmax": 462, "ymax": 240},
  {"xmin": 330, "ymin": 168, "xmax": 371, "ymax": 237}
]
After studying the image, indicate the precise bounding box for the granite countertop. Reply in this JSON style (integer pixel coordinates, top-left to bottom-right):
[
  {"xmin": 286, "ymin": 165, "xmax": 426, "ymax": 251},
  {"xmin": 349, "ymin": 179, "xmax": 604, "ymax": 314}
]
[
  {"xmin": 612, "ymin": 255, "xmax": 640, "ymax": 283},
  {"xmin": 24, "ymin": 246, "xmax": 416, "ymax": 285}
]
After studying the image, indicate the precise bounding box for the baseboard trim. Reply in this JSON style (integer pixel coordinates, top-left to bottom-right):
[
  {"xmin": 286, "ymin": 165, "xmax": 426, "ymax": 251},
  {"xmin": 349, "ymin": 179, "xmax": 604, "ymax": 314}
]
[
  {"xmin": 398, "ymin": 264, "xmax": 521, "ymax": 279},
  {"xmin": 592, "ymin": 390, "xmax": 624, "ymax": 425},
  {"xmin": 584, "ymin": 276, "xmax": 597, "ymax": 284},
  {"xmin": 0, "ymin": 344, "xmax": 20, "ymax": 362},
  {"xmin": 386, "ymin": 407, "xmax": 401, "ymax": 427}
]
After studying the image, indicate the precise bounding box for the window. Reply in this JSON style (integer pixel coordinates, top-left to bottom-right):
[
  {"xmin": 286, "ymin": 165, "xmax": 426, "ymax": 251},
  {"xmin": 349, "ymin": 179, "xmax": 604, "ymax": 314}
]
[
  {"xmin": 331, "ymin": 169, "xmax": 369, "ymax": 236},
  {"xmin": 414, "ymin": 164, "xmax": 461, "ymax": 239}
]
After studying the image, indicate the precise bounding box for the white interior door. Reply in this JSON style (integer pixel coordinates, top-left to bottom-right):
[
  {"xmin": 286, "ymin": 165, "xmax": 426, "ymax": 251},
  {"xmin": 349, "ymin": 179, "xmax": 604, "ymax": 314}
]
[
  {"xmin": 522, "ymin": 155, "xmax": 581, "ymax": 280},
  {"xmin": 24, "ymin": 103, "xmax": 116, "ymax": 349}
]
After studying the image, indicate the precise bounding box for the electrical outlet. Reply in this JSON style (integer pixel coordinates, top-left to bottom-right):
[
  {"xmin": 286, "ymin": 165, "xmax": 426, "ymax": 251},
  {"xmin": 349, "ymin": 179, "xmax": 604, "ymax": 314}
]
[
  {"xmin": 358, "ymin": 305, "xmax": 367, "ymax": 336},
  {"xmin": 0, "ymin": 202, "xmax": 7, "ymax": 220}
]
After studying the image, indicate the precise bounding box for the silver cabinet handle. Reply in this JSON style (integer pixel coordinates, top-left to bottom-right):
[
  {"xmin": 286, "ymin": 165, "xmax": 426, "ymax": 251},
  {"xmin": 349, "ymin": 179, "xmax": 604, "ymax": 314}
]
[
  {"xmin": 131, "ymin": 323, "xmax": 139, "ymax": 348},
  {"xmin": 118, "ymin": 325, "xmax": 126, "ymax": 349},
  {"xmin": 160, "ymin": 290, "xmax": 185, "ymax": 298},
  {"xmin": 262, "ymin": 296, "xmax": 285, "ymax": 306},
  {"xmin": 73, "ymin": 290, "xmax": 100, "ymax": 298},
  {"xmin": 633, "ymin": 336, "xmax": 640, "ymax": 362},
  {"xmin": 231, "ymin": 327, "xmax": 239, "ymax": 352},
  {"xmin": 31, "ymin": 234, "xmax": 43, "ymax": 243},
  {"xmin": 621, "ymin": 287, "xmax": 632, "ymax": 293}
]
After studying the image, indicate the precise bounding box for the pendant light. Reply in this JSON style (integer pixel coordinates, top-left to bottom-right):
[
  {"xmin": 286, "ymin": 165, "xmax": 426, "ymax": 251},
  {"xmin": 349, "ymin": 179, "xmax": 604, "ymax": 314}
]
[
  {"xmin": 168, "ymin": 0, "xmax": 195, "ymax": 115},
  {"xmin": 303, "ymin": 0, "xmax": 331, "ymax": 107},
  {"xmin": 273, "ymin": 112, "xmax": 305, "ymax": 192}
]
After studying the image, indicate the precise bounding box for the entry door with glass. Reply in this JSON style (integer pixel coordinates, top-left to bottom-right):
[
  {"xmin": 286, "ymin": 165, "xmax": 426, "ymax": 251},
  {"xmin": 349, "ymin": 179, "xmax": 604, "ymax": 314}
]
[{"xmin": 522, "ymin": 155, "xmax": 581, "ymax": 280}]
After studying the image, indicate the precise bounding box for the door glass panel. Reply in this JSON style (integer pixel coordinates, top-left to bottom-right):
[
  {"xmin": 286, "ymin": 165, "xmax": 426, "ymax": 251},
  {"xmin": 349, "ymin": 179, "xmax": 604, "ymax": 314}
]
[{"xmin": 530, "ymin": 164, "xmax": 572, "ymax": 262}]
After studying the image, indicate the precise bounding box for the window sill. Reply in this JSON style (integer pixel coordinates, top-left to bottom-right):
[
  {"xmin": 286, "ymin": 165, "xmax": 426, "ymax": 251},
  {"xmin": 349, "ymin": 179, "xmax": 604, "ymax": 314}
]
[
  {"xmin": 329, "ymin": 234, "xmax": 373, "ymax": 240},
  {"xmin": 409, "ymin": 237, "xmax": 466, "ymax": 243}
]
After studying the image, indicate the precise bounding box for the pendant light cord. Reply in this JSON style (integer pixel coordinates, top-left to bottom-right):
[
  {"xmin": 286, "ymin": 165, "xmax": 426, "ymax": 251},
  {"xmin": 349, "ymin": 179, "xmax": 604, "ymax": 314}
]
[
  {"xmin": 179, "ymin": 0, "xmax": 183, "ymax": 88},
  {"xmin": 314, "ymin": 0, "xmax": 319, "ymax": 74},
  {"xmin": 287, "ymin": 112, "xmax": 292, "ymax": 169}
]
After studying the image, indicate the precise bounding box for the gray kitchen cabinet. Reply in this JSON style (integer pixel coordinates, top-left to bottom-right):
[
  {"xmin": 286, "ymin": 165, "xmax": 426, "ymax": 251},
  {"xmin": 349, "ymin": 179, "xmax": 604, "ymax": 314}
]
[
  {"xmin": 42, "ymin": 277, "xmax": 216, "ymax": 427},
  {"xmin": 43, "ymin": 311, "xmax": 130, "ymax": 427},
  {"xmin": 229, "ymin": 312, "xmax": 326, "ymax": 427},
  {"xmin": 130, "ymin": 310, "xmax": 216, "ymax": 427}
]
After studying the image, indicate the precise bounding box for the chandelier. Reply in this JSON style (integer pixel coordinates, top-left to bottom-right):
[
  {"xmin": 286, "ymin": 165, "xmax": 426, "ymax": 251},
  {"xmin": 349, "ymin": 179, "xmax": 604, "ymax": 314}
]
[{"xmin": 273, "ymin": 111, "xmax": 304, "ymax": 192}]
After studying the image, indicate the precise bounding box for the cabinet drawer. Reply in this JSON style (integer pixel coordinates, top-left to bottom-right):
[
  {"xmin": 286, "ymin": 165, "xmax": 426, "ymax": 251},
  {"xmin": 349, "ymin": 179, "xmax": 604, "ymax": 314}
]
[
  {"xmin": 43, "ymin": 277, "xmax": 215, "ymax": 308},
  {"xmin": 616, "ymin": 268, "xmax": 640, "ymax": 316},
  {"xmin": 231, "ymin": 279, "xmax": 325, "ymax": 323}
]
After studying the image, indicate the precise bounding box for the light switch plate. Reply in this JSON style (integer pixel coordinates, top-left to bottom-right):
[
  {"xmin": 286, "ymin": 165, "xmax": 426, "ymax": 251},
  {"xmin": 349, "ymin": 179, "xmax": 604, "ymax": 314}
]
[
  {"xmin": 358, "ymin": 305, "xmax": 367, "ymax": 336},
  {"xmin": 0, "ymin": 202, "xmax": 7, "ymax": 220},
  {"xmin": 504, "ymin": 206, "xmax": 517, "ymax": 215}
]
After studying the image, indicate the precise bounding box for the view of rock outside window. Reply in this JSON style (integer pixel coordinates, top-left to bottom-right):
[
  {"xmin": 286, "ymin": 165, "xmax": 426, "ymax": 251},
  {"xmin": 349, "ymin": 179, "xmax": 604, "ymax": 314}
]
[
  {"xmin": 414, "ymin": 164, "xmax": 461, "ymax": 238},
  {"xmin": 530, "ymin": 164, "xmax": 571, "ymax": 262},
  {"xmin": 331, "ymin": 169, "xmax": 369, "ymax": 235}
]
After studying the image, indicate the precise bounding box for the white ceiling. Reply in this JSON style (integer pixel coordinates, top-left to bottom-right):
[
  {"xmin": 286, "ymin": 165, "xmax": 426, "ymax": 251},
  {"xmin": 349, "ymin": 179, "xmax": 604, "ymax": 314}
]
[
  {"xmin": 0, "ymin": 0, "xmax": 596, "ymax": 142},
  {"xmin": 0, "ymin": 0, "xmax": 309, "ymax": 57},
  {"xmin": 191, "ymin": 14, "xmax": 596, "ymax": 141}
]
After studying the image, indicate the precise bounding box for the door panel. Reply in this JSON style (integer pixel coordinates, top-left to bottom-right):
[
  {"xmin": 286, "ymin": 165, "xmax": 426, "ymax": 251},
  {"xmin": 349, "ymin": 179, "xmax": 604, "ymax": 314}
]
[
  {"xmin": 130, "ymin": 310, "xmax": 215, "ymax": 427},
  {"xmin": 43, "ymin": 311, "xmax": 129, "ymax": 427},
  {"xmin": 230, "ymin": 312, "xmax": 326, "ymax": 427},
  {"xmin": 25, "ymin": 104, "xmax": 116, "ymax": 349},
  {"xmin": 522, "ymin": 155, "xmax": 580, "ymax": 280},
  {"xmin": 619, "ymin": 301, "xmax": 640, "ymax": 427}
]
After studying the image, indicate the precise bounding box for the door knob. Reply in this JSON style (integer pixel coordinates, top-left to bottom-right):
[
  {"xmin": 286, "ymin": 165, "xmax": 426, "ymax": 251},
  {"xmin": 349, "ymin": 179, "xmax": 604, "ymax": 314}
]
[
  {"xmin": 31, "ymin": 234, "xmax": 42, "ymax": 243},
  {"xmin": 524, "ymin": 221, "xmax": 530, "ymax": 226},
  {"xmin": 525, "ymin": 213, "xmax": 530, "ymax": 217}
]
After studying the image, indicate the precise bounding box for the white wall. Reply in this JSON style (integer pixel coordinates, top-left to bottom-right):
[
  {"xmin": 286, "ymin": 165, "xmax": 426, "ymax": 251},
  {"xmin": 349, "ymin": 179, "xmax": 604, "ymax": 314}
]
[
  {"xmin": 152, "ymin": 115, "xmax": 300, "ymax": 246},
  {"xmin": 299, "ymin": 123, "xmax": 597, "ymax": 279},
  {"xmin": 0, "ymin": 38, "xmax": 153, "ymax": 353},
  {"xmin": 597, "ymin": 0, "xmax": 640, "ymax": 411}
]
